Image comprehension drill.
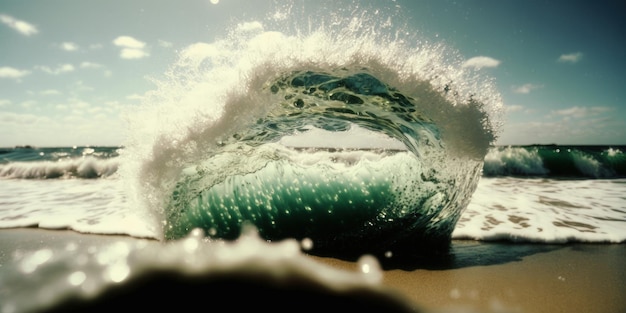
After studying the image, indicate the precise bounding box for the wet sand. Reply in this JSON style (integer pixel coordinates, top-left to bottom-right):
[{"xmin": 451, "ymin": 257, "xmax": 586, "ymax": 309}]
[
  {"xmin": 1, "ymin": 229, "xmax": 625, "ymax": 313},
  {"xmin": 314, "ymin": 241, "xmax": 626, "ymax": 313}
]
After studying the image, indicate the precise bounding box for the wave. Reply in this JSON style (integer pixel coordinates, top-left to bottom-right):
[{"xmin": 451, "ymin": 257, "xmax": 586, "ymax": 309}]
[
  {"xmin": 118, "ymin": 12, "xmax": 503, "ymax": 261},
  {"xmin": 483, "ymin": 145, "xmax": 626, "ymax": 178},
  {"xmin": 0, "ymin": 157, "xmax": 119, "ymax": 179},
  {"xmin": 0, "ymin": 146, "xmax": 121, "ymax": 179}
]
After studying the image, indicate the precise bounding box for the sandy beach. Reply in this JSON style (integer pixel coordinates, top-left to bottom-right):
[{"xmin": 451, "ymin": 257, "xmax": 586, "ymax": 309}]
[
  {"xmin": 314, "ymin": 241, "xmax": 626, "ymax": 313},
  {"xmin": 1, "ymin": 228, "xmax": 624, "ymax": 313}
]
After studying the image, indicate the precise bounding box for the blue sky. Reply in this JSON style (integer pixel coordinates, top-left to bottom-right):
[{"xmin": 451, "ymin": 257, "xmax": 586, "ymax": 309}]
[{"xmin": 1, "ymin": 0, "xmax": 624, "ymax": 147}]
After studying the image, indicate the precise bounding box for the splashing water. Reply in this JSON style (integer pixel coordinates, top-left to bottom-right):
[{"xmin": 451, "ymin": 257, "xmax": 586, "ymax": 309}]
[{"xmin": 120, "ymin": 3, "xmax": 503, "ymax": 260}]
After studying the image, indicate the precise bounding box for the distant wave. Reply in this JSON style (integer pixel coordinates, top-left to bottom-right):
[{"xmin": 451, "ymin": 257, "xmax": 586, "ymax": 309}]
[
  {"xmin": 0, "ymin": 157, "xmax": 119, "ymax": 179},
  {"xmin": 483, "ymin": 145, "xmax": 626, "ymax": 178},
  {"xmin": 3, "ymin": 145, "xmax": 623, "ymax": 180},
  {"xmin": 0, "ymin": 146, "xmax": 121, "ymax": 179}
]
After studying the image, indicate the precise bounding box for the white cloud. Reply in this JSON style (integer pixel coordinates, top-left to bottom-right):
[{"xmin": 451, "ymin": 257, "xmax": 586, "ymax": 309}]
[
  {"xmin": 553, "ymin": 106, "xmax": 611, "ymax": 119},
  {"xmin": 0, "ymin": 66, "xmax": 30, "ymax": 79},
  {"xmin": 462, "ymin": 56, "xmax": 501, "ymax": 69},
  {"xmin": 80, "ymin": 62, "xmax": 110, "ymax": 77},
  {"xmin": 119, "ymin": 48, "xmax": 149, "ymax": 59},
  {"xmin": 0, "ymin": 99, "xmax": 11, "ymax": 107},
  {"xmin": 558, "ymin": 52, "xmax": 583, "ymax": 63},
  {"xmin": 180, "ymin": 42, "xmax": 220, "ymax": 65},
  {"xmin": 80, "ymin": 61, "xmax": 103, "ymax": 69},
  {"xmin": 0, "ymin": 14, "xmax": 38, "ymax": 36},
  {"xmin": 70, "ymin": 99, "xmax": 91, "ymax": 109},
  {"xmin": 41, "ymin": 89, "xmax": 61, "ymax": 95},
  {"xmin": 512, "ymin": 83, "xmax": 543, "ymax": 94},
  {"xmin": 37, "ymin": 64, "xmax": 75, "ymax": 75},
  {"xmin": 237, "ymin": 21, "xmax": 264, "ymax": 33},
  {"xmin": 0, "ymin": 111, "xmax": 41, "ymax": 124},
  {"xmin": 113, "ymin": 36, "xmax": 149, "ymax": 59},
  {"xmin": 69, "ymin": 80, "xmax": 95, "ymax": 92},
  {"xmin": 126, "ymin": 94, "xmax": 144, "ymax": 101},
  {"xmin": 0, "ymin": 110, "xmax": 124, "ymax": 147},
  {"xmin": 60, "ymin": 42, "xmax": 79, "ymax": 51},
  {"xmin": 498, "ymin": 106, "xmax": 623, "ymax": 145},
  {"xmin": 20, "ymin": 100, "xmax": 37, "ymax": 109},
  {"xmin": 113, "ymin": 36, "xmax": 146, "ymax": 48},
  {"xmin": 504, "ymin": 104, "xmax": 524, "ymax": 113}
]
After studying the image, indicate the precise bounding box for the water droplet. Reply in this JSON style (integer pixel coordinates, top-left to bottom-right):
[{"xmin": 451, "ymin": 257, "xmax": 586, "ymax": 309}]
[
  {"xmin": 357, "ymin": 254, "xmax": 382, "ymax": 284},
  {"xmin": 300, "ymin": 238, "xmax": 313, "ymax": 250},
  {"xmin": 20, "ymin": 249, "xmax": 53, "ymax": 273},
  {"xmin": 68, "ymin": 271, "xmax": 87, "ymax": 286},
  {"xmin": 107, "ymin": 262, "xmax": 130, "ymax": 283}
]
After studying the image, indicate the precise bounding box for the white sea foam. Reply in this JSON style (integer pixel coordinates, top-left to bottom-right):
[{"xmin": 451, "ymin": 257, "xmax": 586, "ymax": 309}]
[
  {"xmin": 0, "ymin": 157, "xmax": 119, "ymax": 179},
  {"xmin": 454, "ymin": 177, "xmax": 626, "ymax": 243},
  {"xmin": 0, "ymin": 179, "xmax": 153, "ymax": 238},
  {"xmin": 2, "ymin": 176, "xmax": 624, "ymax": 244}
]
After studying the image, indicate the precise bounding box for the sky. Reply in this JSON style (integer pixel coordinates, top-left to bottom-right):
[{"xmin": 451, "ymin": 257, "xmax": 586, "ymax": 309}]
[{"xmin": 1, "ymin": 0, "xmax": 625, "ymax": 147}]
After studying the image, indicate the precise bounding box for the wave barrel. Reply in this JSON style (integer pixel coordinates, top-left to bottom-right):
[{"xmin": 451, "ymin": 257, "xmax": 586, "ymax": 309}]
[{"xmin": 163, "ymin": 69, "xmax": 491, "ymax": 261}]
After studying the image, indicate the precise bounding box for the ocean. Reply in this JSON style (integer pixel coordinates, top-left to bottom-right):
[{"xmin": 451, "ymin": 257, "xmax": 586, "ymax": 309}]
[
  {"xmin": 1, "ymin": 145, "xmax": 624, "ymax": 244},
  {"xmin": 1, "ymin": 145, "xmax": 624, "ymax": 312},
  {"xmin": 1, "ymin": 5, "xmax": 625, "ymax": 312}
]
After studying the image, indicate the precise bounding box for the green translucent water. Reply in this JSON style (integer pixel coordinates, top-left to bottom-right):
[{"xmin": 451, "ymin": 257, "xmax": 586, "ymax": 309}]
[{"xmin": 164, "ymin": 70, "xmax": 484, "ymax": 258}]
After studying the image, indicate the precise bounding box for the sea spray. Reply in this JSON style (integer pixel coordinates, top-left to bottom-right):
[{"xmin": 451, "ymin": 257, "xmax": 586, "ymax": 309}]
[
  {"xmin": 121, "ymin": 4, "xmax": 503, "ymax": 260},
  {"xmin": 0, "ymin": 226, "xmax": 417, "ymax": 313}
]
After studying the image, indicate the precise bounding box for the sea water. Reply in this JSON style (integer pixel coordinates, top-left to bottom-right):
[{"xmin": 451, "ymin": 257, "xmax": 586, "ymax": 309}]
[
  {"xmin": 1, "ymin": 3, "xmax": 625, "ymax": 312},
  {"xmin": 1, "ymin": 145, "xmax": 624, "ymax": 243},
  {"xmin": 1, "ymin": 145, "xmax": 625, "ymax": 312}
]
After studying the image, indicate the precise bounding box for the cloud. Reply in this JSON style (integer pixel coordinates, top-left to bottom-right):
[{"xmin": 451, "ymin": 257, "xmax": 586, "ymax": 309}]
[
  {"xmin": 0, "ymin": 14, "xmax": 38, "ymax": 36},
  {"xmin": 113, "ymin": 36, "xmax": 146, "ymax": 49},
  {"xmin": 113, "ymin": 36, "xmax": 149, "ymax": 59},
  {"xmin": 0, "ymin": 99, "xmax": 11, "ymax": 107},
  {"xmin": 119, "ymin": 48, "xmax": 149, "ymax": 59},
  {"xmin": 60, "ymin": 42, "xmax": 79, "ymax": 51},
  {"xmin": 462, "ymin": 56, "xmax": 501, "ymax": 69},
  {"xmin": 20, "ymin": 100, "xmax": 37, "ymax": 109},
  {"xmin": 158, "ymin": 39, "xmax": 173, "ymax": 48},
  {"xmin": 180, "ymin": 42, "xmax": 220, "ymax": 65},
  {"xmin": 512, "ymin": 83, "xmax": 543, "ymax": 94},
  {"xmin": 504, "ymin": 104, "xmax": 525, "ymax": 113},
  {"xmin": 126, "ymin": 94, "xmax": 145, "ymax": 101},
  {"xmin": 558, "ymin": 52, "xmax": 583, "ymax": 63},
  {"xmin": 69, "ymin": 80, "xmax": 94, "ymax": 92},
  {"xmin": 0, "ymin": 66, "xmax": 30, "ymax": 79},
  {"xmin": 0, "ymin": 111, "xmax": 42, "ymax": 124},
  {"xmin": 80, "ymin": 62, "xmax": 110, "ymax": 77},
  {"xmin": 237, "ymin": 21, "xmax": 264, "ymax": 33},
  {"xmin": 37, "ymin": 64, "xmax": 75, "ymax": 75},
  {"xmin": 41, "ymin": 89, "xmax": 61, "ymax": 95},
  {"xmin": 552, "ymin": 105, "xmax": 611, "ymax": 119},
  {"xmin": 80, "ymin": 61, "xmax": 103, "ymax": 69}
]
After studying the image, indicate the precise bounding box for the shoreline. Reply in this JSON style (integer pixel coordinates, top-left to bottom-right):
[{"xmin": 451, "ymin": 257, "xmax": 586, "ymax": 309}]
[{"xmin": 1, "ymin": 228, "xmax": 625, "ymax": 313}]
